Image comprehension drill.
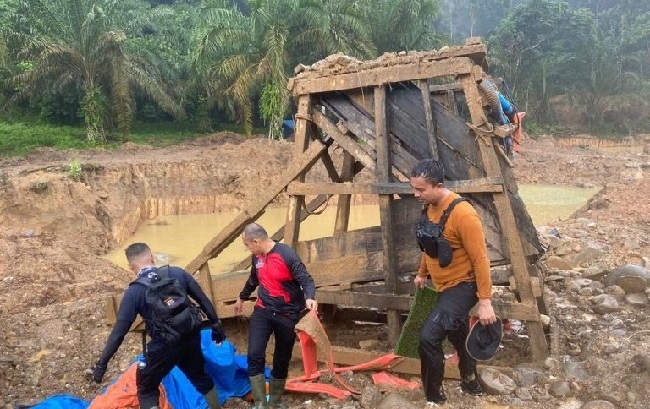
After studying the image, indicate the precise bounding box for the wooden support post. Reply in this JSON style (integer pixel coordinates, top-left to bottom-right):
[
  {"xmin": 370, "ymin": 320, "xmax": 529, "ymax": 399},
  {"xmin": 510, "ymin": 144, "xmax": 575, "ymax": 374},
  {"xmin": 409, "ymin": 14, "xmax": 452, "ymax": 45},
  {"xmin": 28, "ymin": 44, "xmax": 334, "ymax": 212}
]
[
  {"xmin": 199, "ymin": 262, "xmax": 216, "ymax": 304},
  {"xmin": 419, "ymin": 79, "xmax": 440, "ymax": 160},
  {"xmin": 334, "ymin": 151, "xmax": 356, "ymax": 234},
  {"xmin": 285, "ymin": 95, "xmax": 312, "ymax": 248},
  {"xmin": 374, "ymin": 85, "xmax": 401, "ymax": 346},
  {"xmin": 447, "ymin": 89, "xmax": 459, "ymax": 115},
  {"xmin": 461, "ymin": 67, "xmax": 548, "ymax": 362}
]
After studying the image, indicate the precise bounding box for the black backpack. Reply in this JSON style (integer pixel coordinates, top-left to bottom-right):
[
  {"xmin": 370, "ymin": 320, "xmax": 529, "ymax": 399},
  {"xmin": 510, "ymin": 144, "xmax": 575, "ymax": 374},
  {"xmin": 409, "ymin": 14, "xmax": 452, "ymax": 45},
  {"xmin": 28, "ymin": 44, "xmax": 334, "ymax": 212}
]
[
  {"xmin": 132, "ymin": 266, "xmax": 203, "ymax": 346},
  {"xmin": 416, "ymin": 197, "xmax": 468, "ymax": 268}
]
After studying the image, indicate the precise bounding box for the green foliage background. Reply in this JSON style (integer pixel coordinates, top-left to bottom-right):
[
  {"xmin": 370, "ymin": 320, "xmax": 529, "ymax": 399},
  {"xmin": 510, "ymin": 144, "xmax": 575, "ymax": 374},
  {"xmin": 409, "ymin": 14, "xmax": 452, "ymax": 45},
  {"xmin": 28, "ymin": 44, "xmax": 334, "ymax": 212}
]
[{"xmin": 0, "ymin": 0, "xmax": 648, "ymax": 155}]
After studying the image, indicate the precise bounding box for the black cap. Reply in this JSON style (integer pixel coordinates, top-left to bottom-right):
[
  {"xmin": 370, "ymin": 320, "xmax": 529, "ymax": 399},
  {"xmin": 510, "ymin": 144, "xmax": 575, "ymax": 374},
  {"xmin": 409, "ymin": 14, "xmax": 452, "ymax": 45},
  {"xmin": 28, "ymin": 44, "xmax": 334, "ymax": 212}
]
[{"xmin": 465, "ymin": 318, "xmax": 503, "ymax": 361}]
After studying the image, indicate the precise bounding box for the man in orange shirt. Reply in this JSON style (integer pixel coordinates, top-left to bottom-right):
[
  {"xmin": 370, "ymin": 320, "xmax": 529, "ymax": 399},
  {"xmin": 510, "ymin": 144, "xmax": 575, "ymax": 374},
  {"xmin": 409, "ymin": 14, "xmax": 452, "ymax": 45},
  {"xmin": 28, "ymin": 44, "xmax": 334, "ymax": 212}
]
[{"xmin": 410, "ymin": 159, "xmax": 497, "ymax": 407}]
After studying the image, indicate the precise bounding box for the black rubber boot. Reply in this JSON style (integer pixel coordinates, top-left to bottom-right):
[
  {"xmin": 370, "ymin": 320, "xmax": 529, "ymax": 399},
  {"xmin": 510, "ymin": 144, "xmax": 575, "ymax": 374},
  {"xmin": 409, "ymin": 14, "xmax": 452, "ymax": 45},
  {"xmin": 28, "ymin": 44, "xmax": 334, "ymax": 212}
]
[
  {"xmin": 460, "ymin": 371, "xmax": 483, "ymax": 396},
  {"xmin": 249, "ymin": 374, "xmax": 268, "ymax": 408},
  {"xmin": 268, "ymin": 377, "xmax": 287, "ymax": 408},
  {"xmin": 203, "ymin": 386, "xmax": 221, "ymax": 409}
]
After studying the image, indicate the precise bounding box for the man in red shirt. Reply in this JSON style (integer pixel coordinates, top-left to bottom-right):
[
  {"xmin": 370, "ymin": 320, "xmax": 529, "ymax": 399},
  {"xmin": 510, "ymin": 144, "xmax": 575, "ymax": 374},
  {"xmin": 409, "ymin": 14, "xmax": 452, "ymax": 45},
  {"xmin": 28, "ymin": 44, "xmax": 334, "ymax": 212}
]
[{"xmin": 234, "ymin": 223, "xmax": 317, "ymax": 408}]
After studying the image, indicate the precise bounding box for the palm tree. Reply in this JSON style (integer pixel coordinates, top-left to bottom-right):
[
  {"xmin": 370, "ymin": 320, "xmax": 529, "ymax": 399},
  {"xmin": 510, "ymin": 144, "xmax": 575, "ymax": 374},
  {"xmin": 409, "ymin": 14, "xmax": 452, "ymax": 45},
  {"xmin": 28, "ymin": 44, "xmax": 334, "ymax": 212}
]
[
  {"xmin": 195, "ymin": 0, "xmax": 375, "ymax": 139},
  {"xmin": 357, "ymin": 0, "xmax": 441, "ymax": 54},
  {"xmin": 292, "ymin": 0, "xmax": 376, "ymax": 63},
  {"xmin": 195, "ymin": 0, "xmax": 296, "ymax": 139},
  {"xmin": 6, "ymin": 0, "xmax": 184, "ymax": 141}
]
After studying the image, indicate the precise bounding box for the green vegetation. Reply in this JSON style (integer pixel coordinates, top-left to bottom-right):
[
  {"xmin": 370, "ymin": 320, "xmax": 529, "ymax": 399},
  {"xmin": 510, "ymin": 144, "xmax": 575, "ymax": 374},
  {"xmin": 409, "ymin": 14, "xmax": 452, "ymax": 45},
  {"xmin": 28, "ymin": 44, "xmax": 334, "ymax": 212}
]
[
  {"xmin": 68, "ymin": 158, "xmax": 82, "ymax": 181},
  {"xmin": 0, "ymin": 0, "xmax": 647, "ymax": 156}
]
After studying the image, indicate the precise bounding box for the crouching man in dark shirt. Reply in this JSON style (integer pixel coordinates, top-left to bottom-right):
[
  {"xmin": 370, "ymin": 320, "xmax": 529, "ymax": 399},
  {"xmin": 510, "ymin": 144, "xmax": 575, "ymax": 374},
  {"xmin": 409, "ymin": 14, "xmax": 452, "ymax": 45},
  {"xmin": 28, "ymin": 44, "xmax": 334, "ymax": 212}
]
[{"xmin": 92, "ymin": 242, "xmax": 226, "ymax": 409}]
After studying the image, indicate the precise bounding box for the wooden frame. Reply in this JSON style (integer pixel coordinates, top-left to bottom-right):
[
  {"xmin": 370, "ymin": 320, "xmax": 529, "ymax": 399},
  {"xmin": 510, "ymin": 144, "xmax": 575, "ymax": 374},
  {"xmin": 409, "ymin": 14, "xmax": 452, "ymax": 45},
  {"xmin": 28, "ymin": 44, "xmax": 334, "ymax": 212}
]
[{"xmin": 106, "ymin": 38, "xmax": 549, "ymax": 368}]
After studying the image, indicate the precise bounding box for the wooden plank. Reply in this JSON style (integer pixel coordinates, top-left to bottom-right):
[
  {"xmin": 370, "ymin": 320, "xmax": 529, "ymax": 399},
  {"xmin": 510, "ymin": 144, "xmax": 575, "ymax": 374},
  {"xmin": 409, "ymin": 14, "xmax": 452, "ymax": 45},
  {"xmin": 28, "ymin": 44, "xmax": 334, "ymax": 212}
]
[
  {"xmin": 319, "ymin": 151, "xmax": 342, "ymax": 183},
  {"xmin": 279, "ymin": 344, "xmax": 464, "ymax": 378},
  {"xmin": 287, "ymin": 178, "xmax": 503, "ymax": 196},
  {"xmin": 387, "ymin": 95, "xmax": 430, "ymax": 156},
  {"xmin": 199, "ymin": 263, "xmax": 215, "ymax": 303},
  {"xmin": 461, "ymin": 68, "xmax": 548, "ymax": 361},
  {"xmin": 210, "ymin": 270, "xmax": 251, "ymax": 302},
  {"xmin": 105, "ymin": 295, "xmax": 118, "ymax": 325},
  {"xmin": 429, "ymin": 77, "xmax": 500, "ymax": 93},
  {"xmin": 291, "ymin": 57, "xmax": 475, "ymax": 95},
  {"xmin": 447, "ymin": 89, "xmax": 459, "ymax": 114},
  {"xmin": 317, "ymin": 289, "xmax": 541, "ymax": 322},
  {"xmin": 318, "ymin": 290, "xmax": 412, "ymax": 310},
  {"xmin": 284, "ymin": 95, "xmax": 312, "ymax": 249},
  {"xmin": 321, "ymin": 95, "xmax": 429, "ymax": 178},
  {"xmin": 472, "ymin": 301, "xmax": 541, "ymax": 322},
  {"xmin": 430, "ymin": 82, "xmax": 463, "ymax": 93},
  {"xmin": 375, "ymin": 85, "xmax": 401, "ymax": 347},
  {"xmin": 214, "ymin": 299, "xmax": 256, "ymax": 319},
  {"xmin": 334, "ymin": 151, "xmax": 355, "ymax": 234},
  {"xmin": 420, "ymin": 79, "xmax": 440, "ymax": 160},
  {"xmin": 311, "ymin": 111, "xmax": 377, "ymax": 172},
  {"xmin": 185, "ymin": 140, "xmax": 327, "ymax": 274}
]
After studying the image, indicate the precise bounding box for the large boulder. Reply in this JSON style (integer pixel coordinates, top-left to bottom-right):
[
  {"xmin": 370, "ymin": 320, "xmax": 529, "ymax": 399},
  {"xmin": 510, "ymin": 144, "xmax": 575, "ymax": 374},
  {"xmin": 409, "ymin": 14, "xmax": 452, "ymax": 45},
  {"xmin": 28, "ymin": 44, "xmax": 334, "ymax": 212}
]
[{"xmin": 603, "ymin": 265, "xmax": 650, "ymax": 294}]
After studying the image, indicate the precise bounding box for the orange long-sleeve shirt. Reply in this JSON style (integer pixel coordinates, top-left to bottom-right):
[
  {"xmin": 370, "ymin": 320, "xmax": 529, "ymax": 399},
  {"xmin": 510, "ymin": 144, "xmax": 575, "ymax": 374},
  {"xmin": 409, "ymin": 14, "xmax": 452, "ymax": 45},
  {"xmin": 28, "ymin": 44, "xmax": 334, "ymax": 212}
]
[{"xmin": 417, "ymin": 192, "xmax": 492, "ymax": 299}]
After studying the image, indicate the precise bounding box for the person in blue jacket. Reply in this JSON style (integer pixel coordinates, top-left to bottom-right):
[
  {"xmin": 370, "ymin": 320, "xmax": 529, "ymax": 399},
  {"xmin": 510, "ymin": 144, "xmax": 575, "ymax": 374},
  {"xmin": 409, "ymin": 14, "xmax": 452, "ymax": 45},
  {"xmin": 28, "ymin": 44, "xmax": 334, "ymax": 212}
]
[{"xmin": 234, "ymin": 223, "xmax": 317, "ymax": 409}]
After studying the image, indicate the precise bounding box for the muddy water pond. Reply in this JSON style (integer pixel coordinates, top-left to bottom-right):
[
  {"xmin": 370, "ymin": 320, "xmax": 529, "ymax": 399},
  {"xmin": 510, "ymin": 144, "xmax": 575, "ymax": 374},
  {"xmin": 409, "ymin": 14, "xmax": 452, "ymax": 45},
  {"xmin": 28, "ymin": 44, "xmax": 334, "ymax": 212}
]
[{"xmin": 106, "ymin": 184, "xmax": 599, "ymax": 273}]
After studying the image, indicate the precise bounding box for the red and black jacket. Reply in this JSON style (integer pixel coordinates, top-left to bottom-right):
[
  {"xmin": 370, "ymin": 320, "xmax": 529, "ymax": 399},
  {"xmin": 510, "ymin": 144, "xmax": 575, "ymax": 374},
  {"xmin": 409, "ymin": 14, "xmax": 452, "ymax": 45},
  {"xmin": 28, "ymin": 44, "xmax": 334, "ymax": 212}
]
[{"xmin": 239, "ymin": 242, "xmax": 316, "ymax": 316}]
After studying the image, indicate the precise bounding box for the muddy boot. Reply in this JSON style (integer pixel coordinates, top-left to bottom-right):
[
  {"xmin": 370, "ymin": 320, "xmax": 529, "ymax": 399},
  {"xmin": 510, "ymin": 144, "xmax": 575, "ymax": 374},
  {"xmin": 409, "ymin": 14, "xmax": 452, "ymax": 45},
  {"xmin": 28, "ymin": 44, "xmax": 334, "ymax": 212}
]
[
  {"xmin": 249, "ymin": 374, "xmax": 268, "ymax": 408},
  {"xmin": 268, "ymin": 377, "xmax": 287, "ymax": 408},
  {"xmin": 203, "ymin": 386, "xmax": 221, "ymax": 409}
]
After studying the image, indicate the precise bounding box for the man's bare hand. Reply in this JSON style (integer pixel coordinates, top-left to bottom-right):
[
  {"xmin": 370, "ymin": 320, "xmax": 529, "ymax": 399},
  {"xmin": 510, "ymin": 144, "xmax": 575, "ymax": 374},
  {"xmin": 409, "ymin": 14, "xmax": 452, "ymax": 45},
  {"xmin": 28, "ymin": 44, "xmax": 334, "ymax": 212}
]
[
  {"xmin": 414, "ymin": 275, "xmax": 428, "ymax": 289},
  {"xmin": 305, "ymin": 298, "xmax": 318, "ymax": 311},
  {"xmin": 234, "ymin": 298, "xmax": 244, "ymax": 316},
  {"xmin": 476, "ymin": 299, "xmax": 497, "ymax": 326}
]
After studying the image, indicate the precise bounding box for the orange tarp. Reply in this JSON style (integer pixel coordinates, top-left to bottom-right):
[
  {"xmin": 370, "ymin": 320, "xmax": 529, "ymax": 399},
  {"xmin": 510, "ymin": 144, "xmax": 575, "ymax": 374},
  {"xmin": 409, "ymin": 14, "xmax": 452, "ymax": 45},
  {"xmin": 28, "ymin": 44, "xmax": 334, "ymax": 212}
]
[{"xmin": 88, "ymin": 363, "xmax": 172, "ymax": 409}]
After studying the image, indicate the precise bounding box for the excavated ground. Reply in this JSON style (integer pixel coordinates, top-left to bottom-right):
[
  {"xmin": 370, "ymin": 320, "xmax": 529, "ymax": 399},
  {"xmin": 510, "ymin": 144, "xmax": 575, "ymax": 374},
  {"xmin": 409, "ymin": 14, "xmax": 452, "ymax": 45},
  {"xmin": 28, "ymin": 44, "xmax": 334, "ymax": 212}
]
[{"xmin": 0, "ymin": 132, "xmax": 649, "ymax": 408}]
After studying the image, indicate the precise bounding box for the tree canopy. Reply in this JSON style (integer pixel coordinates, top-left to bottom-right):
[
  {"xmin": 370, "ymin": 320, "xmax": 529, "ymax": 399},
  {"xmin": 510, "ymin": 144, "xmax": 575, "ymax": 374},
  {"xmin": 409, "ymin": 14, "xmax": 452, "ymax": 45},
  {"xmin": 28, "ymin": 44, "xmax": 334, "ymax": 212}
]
[{"xmin": 1, "ymin": 0, "xmax": 648, "ymax": 141}]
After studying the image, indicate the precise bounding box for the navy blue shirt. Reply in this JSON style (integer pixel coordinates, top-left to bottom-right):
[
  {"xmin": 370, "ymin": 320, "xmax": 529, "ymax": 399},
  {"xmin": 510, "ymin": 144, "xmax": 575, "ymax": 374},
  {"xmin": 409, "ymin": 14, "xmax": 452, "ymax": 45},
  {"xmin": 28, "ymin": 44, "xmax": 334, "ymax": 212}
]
[{"xmin": 98, "ymin": 265, "xmax": 218, "ymax": 363}]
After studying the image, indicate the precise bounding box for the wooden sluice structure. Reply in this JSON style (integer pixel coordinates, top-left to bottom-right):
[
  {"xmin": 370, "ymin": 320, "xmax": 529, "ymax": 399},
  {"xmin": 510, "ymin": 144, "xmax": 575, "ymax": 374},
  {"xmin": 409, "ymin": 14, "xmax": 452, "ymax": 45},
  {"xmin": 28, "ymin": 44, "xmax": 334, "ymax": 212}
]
[{"xmin": 107, "ymin": 38, "xmax": 550, "ymax": 368}]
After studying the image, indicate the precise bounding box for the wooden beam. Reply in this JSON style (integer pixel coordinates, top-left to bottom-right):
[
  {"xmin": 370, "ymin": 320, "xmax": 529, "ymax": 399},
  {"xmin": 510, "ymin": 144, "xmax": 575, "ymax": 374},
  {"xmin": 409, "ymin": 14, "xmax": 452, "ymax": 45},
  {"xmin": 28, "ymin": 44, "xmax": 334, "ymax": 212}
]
[
  {"xmin": 199, "ymin": 263, "xmax": 216, "ymax": 304},
  {"xmin": 185, "ymin": 140, "xmax": 327, "ymax": 273},
  {"xmin": 317, "ymin": 290, "xmax": 413, "ymax": 311},
  {"xmin": 429, "ymin": 78, "xmax": 500, "ymax": 93},
  {"xmin": 375, "ymin": 85, "xmax": 401, "ymax": 347},
  {"xmin": 447, "ymin": 89, "xmax": 459, "ymax": 115},
  {"xmin": 286, "ymin": 177, "xmax": 504, "ymax": 196},
  {"xmin": 291, "ymin": 57, "xmax": 475, "ymax": 95},
  {"xmin": 334, "ymin": 151, "xmax": 356, "ymax": 234},
  {"xmin": 284, "ymin": 95, "xmax": 312, "ymax": 249},
  {"xmin": 419, "ymin": 79, "xmax": 440, "ymax": 161},
  {"xmin": 317, "ymin": 289, "xmax": 540, "ymax": 321},
  {"xmin": 461, "ymin": 67, "xmax": 548, "ymax": 362},
  {"xmin": 319, "ymin": 151, "xmax": 342, "ymax": 183},
  {"xmin": 312, "ymin": 111, "xmax": 376, "ymax": 172}
]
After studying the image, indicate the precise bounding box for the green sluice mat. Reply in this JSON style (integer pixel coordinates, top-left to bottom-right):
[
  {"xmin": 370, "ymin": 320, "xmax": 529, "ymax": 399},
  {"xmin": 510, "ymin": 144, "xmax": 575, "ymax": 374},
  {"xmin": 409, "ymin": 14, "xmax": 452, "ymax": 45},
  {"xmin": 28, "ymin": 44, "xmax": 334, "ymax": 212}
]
[{"xmin": 394, "ymin": 286, "xmax": 439, "ymax": 358}]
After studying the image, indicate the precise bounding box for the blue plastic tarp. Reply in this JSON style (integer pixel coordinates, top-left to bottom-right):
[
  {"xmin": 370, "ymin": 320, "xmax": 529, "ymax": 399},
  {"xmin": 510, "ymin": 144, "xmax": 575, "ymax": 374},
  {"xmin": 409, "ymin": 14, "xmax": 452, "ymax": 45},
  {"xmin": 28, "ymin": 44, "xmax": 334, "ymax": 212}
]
[
  {"xmin": 162, "ymin": 331, "xmax": 251, "ymax": 407},
  {"xmin": 26, "ymin": 329, "xmax": 252, "ymax": 409},
  {"xmin": 22, "ymin": 395, "xmax": 89, "ymax": 409}
]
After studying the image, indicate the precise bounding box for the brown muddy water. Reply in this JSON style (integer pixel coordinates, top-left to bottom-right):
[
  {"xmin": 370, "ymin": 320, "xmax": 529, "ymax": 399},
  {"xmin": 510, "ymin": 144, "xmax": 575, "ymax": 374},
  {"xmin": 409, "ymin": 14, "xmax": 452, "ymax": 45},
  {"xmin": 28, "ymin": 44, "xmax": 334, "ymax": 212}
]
[{"xmin": 106, "ymin": 184, "xmax": 600, "ymax": 273}]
